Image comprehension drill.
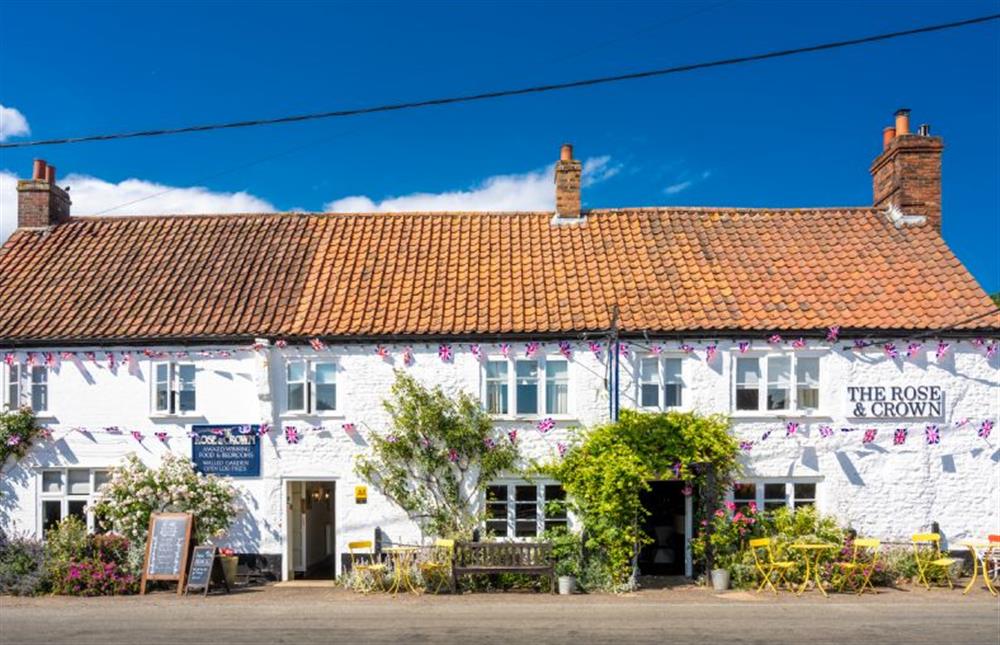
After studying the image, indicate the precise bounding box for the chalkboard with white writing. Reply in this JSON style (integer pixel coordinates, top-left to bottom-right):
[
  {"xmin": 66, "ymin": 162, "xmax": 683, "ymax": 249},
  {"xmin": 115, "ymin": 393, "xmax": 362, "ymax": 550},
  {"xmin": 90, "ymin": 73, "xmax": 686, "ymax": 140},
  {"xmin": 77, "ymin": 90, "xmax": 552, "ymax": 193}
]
[
  {"xmin": 185, "ymin": 545, "xmax": 229, "ymax": 596},
  {"xmin": 140, "ymin": 513, "xmax": 193, "ymax": 595}
]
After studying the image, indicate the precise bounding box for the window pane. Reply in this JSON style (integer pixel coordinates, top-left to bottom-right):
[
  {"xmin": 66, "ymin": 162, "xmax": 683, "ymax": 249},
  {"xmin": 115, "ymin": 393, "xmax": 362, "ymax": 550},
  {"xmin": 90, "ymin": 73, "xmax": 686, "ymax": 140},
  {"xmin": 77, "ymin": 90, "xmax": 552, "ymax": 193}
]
[
  {"xmin": 286, "ymin": 361, "xmax": 305, "ymax": 382},
  {"xmin": 766, "ymin": 356, "xmax": 790, "ymax": 410},
  {"xmin": 639, "ymin": 358, "xmax": 659, "ymax": 408},
  {"xmin": 796, "ymin": 357, "xmax": 820, "ymax": 409},
  {"xmin": 515, "ymin": 485, "xmax": 537, "ymax": 503},
  {"xmin": 640, "ymin": 384, "xmax": 659, "ymax": 408},
  {"xmin": 315, "ymin": 364, "xmax": 336, "ymax": 411},
  {"xmin": 515, "ymin": 361, "xmax": 539, "ymax": 415},
  {"xmin": 793, "ymin": 483, "xmax": 816, "ymax": 508},
  {"xmin": 663, "ymin": 358, "xmax": 682, "ymax": 382},
  {"xmin": 515, "ymin": 485, "xmax": 538, "ymax": 536},
  {"xmin": 735, "ymin": 358, "xmax": 760, "ymax": 410},
  {"xmin": 544, "ymin": 484, "xmax": 567, "ymax": 531},
  {"xmin": 67, "ymin": 500, "xmax": 87, "ymax": 522},
  {"xmin": 42, "ymin": 470, "xmax": 63, "ymax": 493},
  {"xmin": 545, "ymin": 360, "xmax": 568, "ymax": 415},
  {"xmin": 155, "ymin": 363, "xmax": 169, "ymax": 383},
  {"xmin": 486, "ymin": 485, "xmax": 508, "ymax": 536},
  {"xmin": 485, "ymin": 361, "xmax": 508, "ymax": 415},
  {"xmin": 43, "ymin": 500, "xmax": 62, "ymax": 535},
  {"xmin": 30, "ymin": 367, "xmax": 47, "ymax": 411},
  {"xmin": 764, "ymin": 483, "xmax": 786, "ymax": 502},
  {"xmin": 664, "ymin": 384, "xmax": 681, "ymax": 408},
  {"xmin": 639, "ymin": 358, "xmax": 658, "ymax": 382},
  {"xmin": 287, "ymin": 383, "xmax": 305, "ymax": 411},
  {"xmin": 67, "ymin": 469, "xmax": 90, "ymax": 495},
  {"xmin": 315, "ymin": 363, "xmax": 336, "ymax": 384},
  {"xmin": 733, "ymin": 483, "xmax": 755, "ymax": 505},
  {"xmin": 178, "ymin": 365, "xmax": 196, "ymax": 412},
  {"xmin": 94, "ymin": 470, "xmax": 111, "ymax": 491}
]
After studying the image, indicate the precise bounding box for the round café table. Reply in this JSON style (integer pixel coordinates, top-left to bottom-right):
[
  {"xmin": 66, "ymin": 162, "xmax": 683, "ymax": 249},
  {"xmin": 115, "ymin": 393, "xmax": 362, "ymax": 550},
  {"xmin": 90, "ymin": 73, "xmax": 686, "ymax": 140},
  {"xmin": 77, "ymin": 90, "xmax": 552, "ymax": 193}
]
[
  {"xmin": 961, "ymin": 540, "xmax": 998, "ymax": 597},
  {"xmin": 790, "ymin": 543, "xmax": 837, "ymax": 597},
  {"xmin": 384, "ymin": 546, "xmax": 422, "ymax": 596}
]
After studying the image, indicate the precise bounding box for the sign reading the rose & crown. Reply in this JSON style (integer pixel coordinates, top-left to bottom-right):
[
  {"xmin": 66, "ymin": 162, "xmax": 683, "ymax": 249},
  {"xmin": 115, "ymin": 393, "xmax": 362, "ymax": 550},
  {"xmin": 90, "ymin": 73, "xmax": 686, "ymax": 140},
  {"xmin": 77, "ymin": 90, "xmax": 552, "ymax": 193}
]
[{"xmin": 847, "ymin": 386, "xmax": 944, "ymax": 419}]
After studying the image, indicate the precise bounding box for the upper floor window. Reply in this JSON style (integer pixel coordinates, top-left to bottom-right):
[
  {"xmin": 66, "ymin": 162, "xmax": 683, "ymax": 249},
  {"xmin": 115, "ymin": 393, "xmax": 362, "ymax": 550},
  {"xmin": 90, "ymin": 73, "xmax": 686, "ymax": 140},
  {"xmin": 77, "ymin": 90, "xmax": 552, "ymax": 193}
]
[
  {"xmin": 734, "ymin": 354, "xmax": 820, "ymax": 413},
  {"xmin": 483, "ymin": 357, "xmax": 569, "ymax": 417},
  {"xmin": 152, "ymin": 362, "xmax": 196, "ymax": 415},
  {"xmin": 638, "ymin": 356, "xmax": 683, "ymax": 409},
  {"xmin": 286, "ymin": 359, "xmax": 337, "ymax": 414},
  {"xmin": 731, "ymin": 480, "xmax": 817, "ymax": 512},
  {"xmin": 4, "ymin": 364, "xmax": 49, "ymax": 413},
  {"xmin": 485, "ymin": 482, "xmax": 568, "ymax": 538}
]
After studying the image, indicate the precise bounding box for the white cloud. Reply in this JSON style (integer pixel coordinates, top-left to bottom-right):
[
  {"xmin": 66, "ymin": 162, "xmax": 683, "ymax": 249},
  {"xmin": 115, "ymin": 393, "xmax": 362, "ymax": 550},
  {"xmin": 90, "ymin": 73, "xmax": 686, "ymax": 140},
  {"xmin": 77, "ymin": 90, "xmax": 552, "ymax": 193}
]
[
  {"xmin": 0, "ymin": 104, "xmax": 30, "ymax": 142},
  {"xmin": 664, "ymin": 169, "xmax": 711, "ymax": 196},
  {"xmin": 0, "ymin": 170, "xmax": 275, "ymax": 244},
  {"xmin": 324, "ymin": 155, "xmax": 620, "ymax": 213}
]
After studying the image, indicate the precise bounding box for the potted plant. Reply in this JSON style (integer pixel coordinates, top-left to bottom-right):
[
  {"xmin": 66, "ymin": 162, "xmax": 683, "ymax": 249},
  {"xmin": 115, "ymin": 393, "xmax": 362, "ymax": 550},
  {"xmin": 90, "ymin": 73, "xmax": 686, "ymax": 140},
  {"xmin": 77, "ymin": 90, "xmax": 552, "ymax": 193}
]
[
  {"xmin": 218, "ymin": 547, "xmax": 238, "ymax": 587},
  {"xmin": 545, "ymin": 528, "xmax": 582, "ymax": 595},
  {"xmin": 692, "ymin": 502, "xmax": 760, "ymax": 592}
]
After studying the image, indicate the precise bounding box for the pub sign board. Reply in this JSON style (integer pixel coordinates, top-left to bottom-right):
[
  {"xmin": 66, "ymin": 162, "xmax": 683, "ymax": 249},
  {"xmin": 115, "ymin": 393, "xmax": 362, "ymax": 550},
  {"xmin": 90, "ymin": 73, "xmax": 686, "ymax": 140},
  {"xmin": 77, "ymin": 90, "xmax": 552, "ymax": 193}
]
[
  {"xmin": 191, "ymin": 425, "xmax": 261, "ymax": 477},
  {"xmin": 847, "ymin": 385, "xmax": 945, "ymax": 419}
]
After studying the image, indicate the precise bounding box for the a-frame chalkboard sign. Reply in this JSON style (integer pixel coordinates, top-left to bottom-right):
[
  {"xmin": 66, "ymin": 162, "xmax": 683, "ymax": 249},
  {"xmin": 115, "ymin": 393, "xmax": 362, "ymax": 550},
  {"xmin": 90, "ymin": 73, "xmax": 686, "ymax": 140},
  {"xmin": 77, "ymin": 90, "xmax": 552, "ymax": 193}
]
[
  {"xmin": 185, "ymin": 545, "xmax": 230, "ymax": 596},
  {"xmin": 140, "ymin": 512, "xmax": 194, "ymax": 595}
]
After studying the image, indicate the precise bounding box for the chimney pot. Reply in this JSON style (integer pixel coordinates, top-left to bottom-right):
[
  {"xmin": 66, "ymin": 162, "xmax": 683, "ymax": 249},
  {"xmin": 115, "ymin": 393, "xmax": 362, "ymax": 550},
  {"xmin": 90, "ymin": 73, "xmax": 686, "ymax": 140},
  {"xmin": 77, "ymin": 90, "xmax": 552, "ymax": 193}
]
[
  {"xmin": 45, "ymin": 165, "xmax": 56, "ymax": 184},
  {"xmin": 894, "ymin": 108, "xmax": 910, "ymax": 136},
  {"xmin": 17, "ymin": 159, "xmax": 71, "ymax": 228},
  {"xmin": 918, "ymin": 124, "xmax": 931, "ymax": 136},
  {"xmin": 882, "ymin": 127, "xmax": 896, "ymax": 151},
  {"xmin": 554, "ymin": 143, "xmax": 582, "ymax": 220},
  {"xmin": 32, "ymin": 159, "xmax": 47, "ymax": 181},
  {"xmin": 560, "ymin": 143, "xmax": 573, "ymax": 162}
]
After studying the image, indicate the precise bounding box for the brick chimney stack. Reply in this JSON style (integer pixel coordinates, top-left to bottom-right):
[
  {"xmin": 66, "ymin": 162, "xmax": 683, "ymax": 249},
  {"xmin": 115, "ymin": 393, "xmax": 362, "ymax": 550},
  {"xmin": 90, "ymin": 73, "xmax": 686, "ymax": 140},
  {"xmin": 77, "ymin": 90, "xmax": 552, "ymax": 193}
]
[
  {"xmin": 870, "ymin": 109, "xmax": 943, "ymax": 231},
  {"xmin": 554, "ymin": 143, "xmax": 582, "ymax": 219},
  {"xmin": 16, "ymin": 159, "xmax": 71, "ymax": 228}
]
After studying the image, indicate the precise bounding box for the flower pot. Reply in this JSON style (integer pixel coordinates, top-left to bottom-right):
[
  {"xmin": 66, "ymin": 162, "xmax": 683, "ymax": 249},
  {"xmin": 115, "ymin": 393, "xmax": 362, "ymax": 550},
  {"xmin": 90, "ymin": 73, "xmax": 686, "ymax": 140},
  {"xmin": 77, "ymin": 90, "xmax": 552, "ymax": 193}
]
[
  {"xmin": 558, "ymin": 575, "xmax": 577, "ymax": 595},
  {"xmin": 220, "ymin": 556, "xmax": 238, "ymax": 587},
  {"xmin": 710, "ymin": 568, "xmax": 730, "ymax": 592}
]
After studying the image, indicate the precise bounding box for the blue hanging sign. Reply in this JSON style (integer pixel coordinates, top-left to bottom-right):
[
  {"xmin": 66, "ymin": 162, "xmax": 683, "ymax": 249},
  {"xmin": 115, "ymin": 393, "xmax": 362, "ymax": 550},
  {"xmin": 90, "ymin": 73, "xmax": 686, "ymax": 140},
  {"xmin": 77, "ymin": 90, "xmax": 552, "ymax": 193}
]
[{"xmin": 191, "ymin": 425, "xmax": 261, "ymax": 477}]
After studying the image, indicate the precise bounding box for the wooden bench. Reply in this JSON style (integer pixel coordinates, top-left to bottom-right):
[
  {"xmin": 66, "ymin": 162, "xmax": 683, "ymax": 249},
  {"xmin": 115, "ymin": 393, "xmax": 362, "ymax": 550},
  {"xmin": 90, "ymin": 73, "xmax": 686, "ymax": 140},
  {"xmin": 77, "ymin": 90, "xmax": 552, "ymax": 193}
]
[{"xmin": 451, "ymin": 541, "xmax": 554, "ymax": 593}]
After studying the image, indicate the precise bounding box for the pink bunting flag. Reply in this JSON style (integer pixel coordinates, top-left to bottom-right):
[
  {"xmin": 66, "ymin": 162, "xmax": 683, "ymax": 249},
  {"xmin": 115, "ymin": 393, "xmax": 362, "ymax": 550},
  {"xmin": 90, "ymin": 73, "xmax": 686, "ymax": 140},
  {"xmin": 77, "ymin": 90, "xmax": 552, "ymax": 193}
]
[
  {"xmin": 507, "ymin": 430, "xmax": 518, "ymax": 444},
  {"xmin": 341, "ymin": 423, "xmax": 355, "ymax": 434},
  {"xmin": 217, "ymin": 350, "xmax": 232, "ymax": 358},
  {"xmin": 760, "ymin": 430, "xmax": 772, "ymax": 442},
  {"xmin": 38, "ymin": 427, "xmax": 53, "ymax": 440},
  {"xmin": 155, "ymin": 431, "xmax": 169, "ymax": 442},
  {"xmin": 499, "ymin": 343, "xmax": 511, "ymax": 358},
  {"xmin": 650, "ymin": 344, "xmax": 663, "ymax": 356},
  {"xmin": 979, "ymin": 420, "xmax": 994, "ymax": 440},
  {"xmin": 587, "ymin": 341, "xmax": 602, "ymax": 358},
  {"xmin": 785, "ymin": 422, "xmax": 799, "ymax": 437},
  {"xmin": 537, "ymin": 418, "xmax": 555, "ymax": 434},
  {"xmin": 767, "ymin": 334, "xmax": 782, "ymax": 345},
  {"xmin": 971, "ymin": 337, "xmax": 986, "ymax": 349},
  {"xmin": 275, "ymin": 339, "xmax": 288, "ymax": 349},
  {"xmin": 483, "ymin": 437, "xmax": 496, "ymax": 449},
  {"xmin": 251, "ymin": 342, "xmax": 265, "ymax": 352},
  {"xmin": 60, "ymin": 352, "xmax": 74, "ymax": 361},
  {"xmin": 819, "ymin": 425, "xmax": 834, "ymax": 438},
  {"xmin": 524, "ymin": 342, "xmax": 540, "ymax": 358},
  {"xmin": 284, "ymin": 426, "xmax": 300, "ymax": 444},
  {"xmin": 309, "ymin": 338, "xmax": 326, "ymax": 351},
  {"xmin": 883, "ymin": 343, "xmax": 899, "ymax": 359},
  {"xmin": 739, "ymin": 441, "xmax": 754, "ymax": 452},
  {"xmin": 906, "ymin": 342, "xmax": 922, "ymax": 359},
  {"xmin": 986, "ymin": 342, "xmax": 997, "ymax": 359},
  {"xmin": 438, "ymin": 344, "xmax": 453, "ymax": 362},
  {"xmin": 104, "ymin": 426, "xmax": 122, "ymax": 435},
  {"xmin": 705, "ymin": 344, "xmax": 717, "ymax": 362},
  {"xmin": 852, "ymin": 339, "xmax": 868, "ymax": 351},
  {"xmin": 893, "ymin": 428, "xmax": 908, "ymax": 445},
  {"xmin": 679, "ymin": 343, "xmax": 694, "ymax": 354},
  {"xmin": 618, "ymin": 342, "xmax": 630, "ymax": 357},
  {"xmin": 924, "ymin": 425, "xmax": 940, "ymax": 445},
  {"xmin": 44, "ymin": 352, "xmax": 57, "ymax": 368},
  {"xmin": 131, "ymin": 430, "xmax": 144, "ymax": 442},
  {"xmin": 826, "ymin": 326, "xmax": 841, "ymax": 342},
  {"xmin": 402, "ymin": 347, "xmax": 414, "ymax": 366},
  {"xmin": 557, "ymin": 442, "xmax": 568, "ymax": 457},
  {"xmin": 738, "ymin": 341, "xmax": 750, "ymax": 354},
  {"xmin": 558, "ymin": 341, "xmax": 573, "ymax": 360},
  {"xmin": 375, "ymin": 345, "xmax": 389, "ymax": 358},
  {"xmin": 791, "ymin": 338, "xmax": 807, "ymax": 350},
  {"xmin": 469, "ymin": 344, "xmax": 482, "ymax": 360},
  {"xmin": 3, "ymin": 353, "xmax": 15, "ymax": 366},
  {"xmin": 85, "ymin": 351, "xmax": 97, "ymax": 364},
  {"xmin": 25, "ymin": 352, "xmax": 37, "ymax": 367},
  {"xmin": 935, "ymin": 341, "xmax": 950, "ymax": 360},
  {"xmin": 257, "ymin": 423, "xmax": 272, "ymax": 437},
  {"xmin": 862, "ymin": 429, "xmax": 877, "ymax": 444},
  {"xmin": 106, "ymin": 352, "xmax": 116, "ymax": 370}
]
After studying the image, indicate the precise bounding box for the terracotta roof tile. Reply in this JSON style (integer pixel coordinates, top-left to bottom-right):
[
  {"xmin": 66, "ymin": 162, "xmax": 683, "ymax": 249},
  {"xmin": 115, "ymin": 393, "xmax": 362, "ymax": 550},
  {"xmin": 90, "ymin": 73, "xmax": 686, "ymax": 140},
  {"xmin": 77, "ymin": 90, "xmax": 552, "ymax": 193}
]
[{"xmin": 0, "ymin": 208, "xmax": 996, "ymax": 343}]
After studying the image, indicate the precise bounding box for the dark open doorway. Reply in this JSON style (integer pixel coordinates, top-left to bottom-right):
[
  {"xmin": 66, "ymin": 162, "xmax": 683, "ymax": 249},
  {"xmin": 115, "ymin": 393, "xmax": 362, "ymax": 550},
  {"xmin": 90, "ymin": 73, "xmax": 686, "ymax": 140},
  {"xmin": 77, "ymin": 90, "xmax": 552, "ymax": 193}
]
[{"xmin": 638, "ymin": 481, "xmax": 687, "ymax": 576}]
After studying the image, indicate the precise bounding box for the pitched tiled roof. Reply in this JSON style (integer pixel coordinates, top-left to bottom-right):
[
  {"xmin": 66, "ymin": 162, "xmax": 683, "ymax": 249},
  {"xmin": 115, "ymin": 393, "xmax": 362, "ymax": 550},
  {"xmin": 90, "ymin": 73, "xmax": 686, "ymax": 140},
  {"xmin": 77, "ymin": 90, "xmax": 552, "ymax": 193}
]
[{"xmin": 0, "ymin": 208, "xmax": 995, "ymax": 343}]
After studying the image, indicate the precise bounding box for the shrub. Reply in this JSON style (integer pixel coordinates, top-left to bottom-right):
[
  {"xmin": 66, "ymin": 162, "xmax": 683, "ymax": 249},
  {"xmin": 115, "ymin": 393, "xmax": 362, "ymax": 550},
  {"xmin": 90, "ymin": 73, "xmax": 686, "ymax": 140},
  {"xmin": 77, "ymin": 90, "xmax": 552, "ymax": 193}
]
[
  {"xmin": 91, "ymin": 453, "xmax": 240, "ymax": 543},
  {"xmin": 0, "ymin": 528, "xmax": 47, "ymax": 595},
  {"xmin": 0, "ymin": 406, "xmax": 44, "ymax": 468},
  {"xmin": 45, "ymin": 517, "xmax": 138, "ymax": 596}
]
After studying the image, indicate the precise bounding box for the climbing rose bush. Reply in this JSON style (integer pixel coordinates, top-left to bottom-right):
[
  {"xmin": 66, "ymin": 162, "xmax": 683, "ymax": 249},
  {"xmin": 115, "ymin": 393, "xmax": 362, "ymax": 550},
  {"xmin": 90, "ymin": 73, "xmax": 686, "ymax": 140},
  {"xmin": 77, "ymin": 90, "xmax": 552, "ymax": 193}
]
[{"xmin": 92, "ymin": 453, "xmax": 240, "ymax": 543}]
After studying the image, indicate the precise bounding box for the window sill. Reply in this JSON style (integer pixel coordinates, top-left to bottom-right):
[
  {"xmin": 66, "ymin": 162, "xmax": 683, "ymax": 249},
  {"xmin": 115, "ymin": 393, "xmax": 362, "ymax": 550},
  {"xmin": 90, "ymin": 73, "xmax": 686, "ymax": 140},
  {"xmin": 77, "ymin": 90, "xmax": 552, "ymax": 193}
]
[
  {"xmin": 281, "ymin": 412, "xmax": 345, "ymax": 420},
  {"xmin": 489, "ymin": 415, "xmax": 578, "ymax": 423},
  {"xmin": 149, "ymin": 413, "xmax": 204, "ymax": 421},
  {"xmin": 730, "ymin": 411, "xmax": 832, "ymax": 421}
]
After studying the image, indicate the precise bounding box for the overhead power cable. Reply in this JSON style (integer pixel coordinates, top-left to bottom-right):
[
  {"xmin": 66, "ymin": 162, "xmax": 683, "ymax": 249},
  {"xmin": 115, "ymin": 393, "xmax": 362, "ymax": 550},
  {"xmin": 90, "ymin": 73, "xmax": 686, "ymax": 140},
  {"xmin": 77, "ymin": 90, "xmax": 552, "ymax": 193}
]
[{"xmin": 2, "ymin": 12, "xmax": 998, "ymax": 149}]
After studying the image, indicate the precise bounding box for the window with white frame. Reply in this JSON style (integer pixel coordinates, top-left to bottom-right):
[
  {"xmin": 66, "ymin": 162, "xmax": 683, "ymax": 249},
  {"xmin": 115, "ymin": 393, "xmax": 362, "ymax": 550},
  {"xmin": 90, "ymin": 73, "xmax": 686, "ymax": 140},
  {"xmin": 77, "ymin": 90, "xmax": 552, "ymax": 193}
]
[
  {"xmin": 485, "ymin": 482, "xmax": 568, "ymax": 538},
  {"xmin": 734, "ymin": 354, "xmax": 821, "ymax": 413},
  {"xmin": 483, "ymin": 357, "xmax": 569, "ymax": 417},
  {"xmin": 3, "ymin": 364, "xmax": 49, "ymax": 413},
  {"xmin": 730, "ymin": 480, "xmax": 817, "ymax": 512},
  {"xmin": 638, "ymin": 356, "xmax": 683, "ymax": 409},
  {"xmin": 38, "ymin": 468, "xmax": 111, "ymax": 536},
  {"xmin": 151, "ymin": 362, "xmax": 196, "ymax": 414},
  {"xmin": 285, "ymin": 359, "xmax": 337, "ymax": 414}
]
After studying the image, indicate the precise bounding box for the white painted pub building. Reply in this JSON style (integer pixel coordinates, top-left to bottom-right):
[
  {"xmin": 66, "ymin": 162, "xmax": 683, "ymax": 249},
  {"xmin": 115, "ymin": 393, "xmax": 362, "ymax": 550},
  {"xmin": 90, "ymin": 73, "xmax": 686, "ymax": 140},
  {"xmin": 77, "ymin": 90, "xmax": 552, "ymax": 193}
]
[{"xmin": 1, "ymin": 110, "xmax": 997, "ymax": 580}]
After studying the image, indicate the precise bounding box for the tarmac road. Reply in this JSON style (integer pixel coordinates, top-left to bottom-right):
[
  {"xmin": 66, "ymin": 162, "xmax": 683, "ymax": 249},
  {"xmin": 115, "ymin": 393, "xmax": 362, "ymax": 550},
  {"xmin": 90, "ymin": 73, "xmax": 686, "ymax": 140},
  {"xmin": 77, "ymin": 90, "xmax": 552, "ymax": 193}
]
[{"xmin": 2, "ymin": 585, "xmax": 998, "ymax": 644}]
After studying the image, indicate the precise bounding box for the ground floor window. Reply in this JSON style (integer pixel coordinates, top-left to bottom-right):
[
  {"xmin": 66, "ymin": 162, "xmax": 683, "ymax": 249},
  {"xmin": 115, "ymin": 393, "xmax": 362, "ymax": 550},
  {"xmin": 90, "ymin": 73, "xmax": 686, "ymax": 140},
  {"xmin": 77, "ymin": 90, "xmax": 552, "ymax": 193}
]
[
  {"xmin": 39, "ymin": 468, "xmax": 111, "ymax": 536},
  {"xmin": 730, "ymin": 479, "xmax": 817, "ymax": 512},
  {"xmin": 485, "ymin": 482, "xmax": 567, "ymax": 537}
]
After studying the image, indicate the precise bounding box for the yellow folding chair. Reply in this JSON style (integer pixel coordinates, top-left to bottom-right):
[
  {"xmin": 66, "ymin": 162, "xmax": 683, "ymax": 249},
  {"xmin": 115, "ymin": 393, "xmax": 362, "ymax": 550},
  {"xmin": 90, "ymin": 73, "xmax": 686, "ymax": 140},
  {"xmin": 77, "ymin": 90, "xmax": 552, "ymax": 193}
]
[
  {"xmin": 911, "ymin": 533, "xmax": 958, "ymax": 589},
  {"xmin": 749, "ymin": 537, "xmax": 796, "ymax": 594},
  {"xmin": 348, "ymin": 540, "xmax": 387, "ymax": 593},
  {"xmin": 835, "ymin": 538, "xmax": 880, "ymax": 595},
  {"xmin": 418, "ymin": 538, "xmax": 455, "ymax": 593}
]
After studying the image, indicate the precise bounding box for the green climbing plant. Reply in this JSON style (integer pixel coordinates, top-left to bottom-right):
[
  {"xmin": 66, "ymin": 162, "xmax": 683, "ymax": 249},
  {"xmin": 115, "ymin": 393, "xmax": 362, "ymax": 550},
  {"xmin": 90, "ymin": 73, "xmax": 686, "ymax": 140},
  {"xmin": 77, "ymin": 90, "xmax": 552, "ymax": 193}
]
[
  {"xmin": 543, "ymin": 409, "xmax": 738, "ymax": 588},
  {"xmin": 0, "ymin": 407, "xmax": 44, "ymax": 468}
]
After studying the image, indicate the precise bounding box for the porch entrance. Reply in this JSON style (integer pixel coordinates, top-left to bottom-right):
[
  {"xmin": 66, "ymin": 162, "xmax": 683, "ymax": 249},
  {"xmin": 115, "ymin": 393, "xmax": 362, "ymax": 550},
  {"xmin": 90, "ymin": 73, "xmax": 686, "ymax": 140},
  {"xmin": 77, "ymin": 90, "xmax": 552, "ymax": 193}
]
[
  {"xmin": 638, "ymin": 481, "xmax": 689, "ymax": 576},
  {"xmin": 286, "ymin": 481, "xmax": 336, "ymax": 580}
]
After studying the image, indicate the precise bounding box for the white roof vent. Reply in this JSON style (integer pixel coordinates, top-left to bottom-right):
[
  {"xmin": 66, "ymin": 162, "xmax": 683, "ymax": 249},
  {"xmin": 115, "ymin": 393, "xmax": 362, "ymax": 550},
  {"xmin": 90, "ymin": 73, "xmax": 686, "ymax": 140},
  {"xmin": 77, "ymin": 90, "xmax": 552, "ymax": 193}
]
[{"xmin": 884, "ymin": 203, "xmax": 926, "ymax": 228}]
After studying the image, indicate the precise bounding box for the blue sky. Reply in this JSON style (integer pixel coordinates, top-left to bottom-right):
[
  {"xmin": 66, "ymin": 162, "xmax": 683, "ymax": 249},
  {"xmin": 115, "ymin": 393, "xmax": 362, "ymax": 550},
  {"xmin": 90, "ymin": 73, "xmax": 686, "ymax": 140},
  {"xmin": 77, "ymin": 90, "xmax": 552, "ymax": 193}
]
[{"xmin": 1, "ymin": 0, "xmax": 997, "ymax": 292}]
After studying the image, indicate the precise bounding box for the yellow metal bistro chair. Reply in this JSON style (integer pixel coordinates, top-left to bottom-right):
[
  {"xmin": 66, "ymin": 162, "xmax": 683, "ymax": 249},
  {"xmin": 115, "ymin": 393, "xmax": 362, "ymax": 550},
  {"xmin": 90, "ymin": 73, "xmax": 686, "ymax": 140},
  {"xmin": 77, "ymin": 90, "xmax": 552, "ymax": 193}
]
[
  {"xmin": 418, "ymin": 539, "xmax": 455, "ymax": 593},
  {"xmin": 348, "ymin": 540, "xmax": 387, "ymax": 593},
  {"xmin": 836, "ymin": 538, "xmax": 880, "ymax": 595},
  {"xmin": 911, "ymin": 533, "xmax": 958, "ymax": 589},
  {"xmin": 749, "ymin": 537, "xmax": 796, "ymax": 594}
]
